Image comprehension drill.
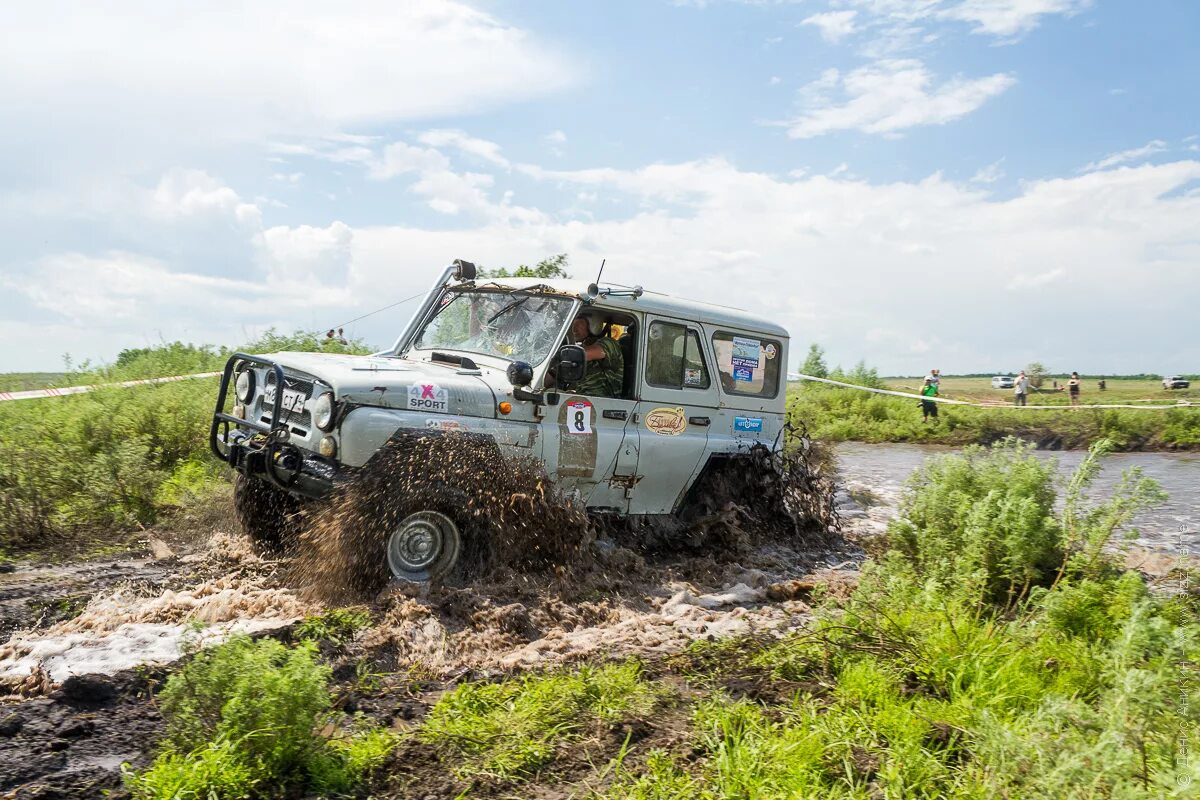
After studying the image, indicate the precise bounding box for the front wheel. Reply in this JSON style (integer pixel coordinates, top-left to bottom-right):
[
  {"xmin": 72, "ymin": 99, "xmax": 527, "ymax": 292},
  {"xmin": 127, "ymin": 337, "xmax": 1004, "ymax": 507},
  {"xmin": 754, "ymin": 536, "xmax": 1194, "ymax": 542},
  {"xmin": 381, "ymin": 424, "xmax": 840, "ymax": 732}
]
[
  {"xmin": 386, "ymin": 510, "xmax": 462, "ymax": 582},
  {"xmin": 233, "ymin": 474, "xmax": 301, "ymax": 548}
]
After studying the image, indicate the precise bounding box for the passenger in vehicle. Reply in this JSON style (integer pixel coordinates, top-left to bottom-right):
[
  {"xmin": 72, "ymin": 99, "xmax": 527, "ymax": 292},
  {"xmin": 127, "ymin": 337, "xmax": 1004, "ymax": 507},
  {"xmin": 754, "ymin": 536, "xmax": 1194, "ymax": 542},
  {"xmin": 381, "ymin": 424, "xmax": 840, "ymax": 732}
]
[{"xmin": 572, "ymin": 316, "xmax": 624, "ymax": 398}]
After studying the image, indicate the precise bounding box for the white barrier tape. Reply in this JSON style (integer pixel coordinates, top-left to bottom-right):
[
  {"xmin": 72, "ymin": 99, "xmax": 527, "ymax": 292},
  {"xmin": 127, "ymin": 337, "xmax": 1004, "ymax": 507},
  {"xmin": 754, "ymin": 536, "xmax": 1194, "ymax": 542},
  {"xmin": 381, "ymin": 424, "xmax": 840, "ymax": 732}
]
[
  {"xmin": 790, "ymin": 374, "xmax": 1195, "ymax": 411},
  {"xmin": 0, "ymin": 372, "xmax": 221, "ymax": 403}
]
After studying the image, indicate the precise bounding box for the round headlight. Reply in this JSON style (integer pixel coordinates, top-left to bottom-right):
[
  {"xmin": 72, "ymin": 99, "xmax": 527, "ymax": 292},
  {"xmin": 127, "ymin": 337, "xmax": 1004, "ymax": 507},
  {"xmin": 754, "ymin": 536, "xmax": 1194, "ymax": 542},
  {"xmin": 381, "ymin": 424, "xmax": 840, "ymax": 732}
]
[
  {"xmin": 313, "ymin": 392, "xmax": 335, "ymax": 431},
  {"xmin": 235, "ymin": 368, "xmax": 255, "ymax": 402}
]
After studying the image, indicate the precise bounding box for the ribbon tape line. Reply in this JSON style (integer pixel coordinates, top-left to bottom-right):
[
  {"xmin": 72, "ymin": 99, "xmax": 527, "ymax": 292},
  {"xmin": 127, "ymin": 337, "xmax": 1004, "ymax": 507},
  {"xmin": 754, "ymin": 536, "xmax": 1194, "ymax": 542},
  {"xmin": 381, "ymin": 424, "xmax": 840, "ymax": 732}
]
[
  {"xmin": 789, "ymin": 374, "xmax": 1195, "ymax": 411},
  {"xmin": 0, "ymin": 370, "xmax": 1191, "ymax": 412},
  {"xmin": 0, "ymin": 373, "xmax": 222, "ymax": 403}
]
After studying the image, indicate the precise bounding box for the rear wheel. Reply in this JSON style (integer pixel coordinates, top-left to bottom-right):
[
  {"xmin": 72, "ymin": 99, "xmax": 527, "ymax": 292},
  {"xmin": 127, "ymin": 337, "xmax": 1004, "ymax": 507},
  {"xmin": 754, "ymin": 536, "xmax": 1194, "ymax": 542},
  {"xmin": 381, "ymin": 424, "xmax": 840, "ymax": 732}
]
[{"xmin": 233, "ymin": 474, "xmax": 301, "ymax": 549}]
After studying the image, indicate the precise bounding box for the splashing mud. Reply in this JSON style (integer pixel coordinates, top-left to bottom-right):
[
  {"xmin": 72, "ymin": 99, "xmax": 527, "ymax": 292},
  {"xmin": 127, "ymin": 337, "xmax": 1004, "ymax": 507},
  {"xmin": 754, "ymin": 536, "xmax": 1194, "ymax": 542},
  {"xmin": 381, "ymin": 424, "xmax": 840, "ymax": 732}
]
[
  {"xmin": 294, "ymin": 433, "xmax": 592, "ymax": 602},
  {"xmin": 0, "ymin": 531, "xmax": 314, "ymax": 688}
]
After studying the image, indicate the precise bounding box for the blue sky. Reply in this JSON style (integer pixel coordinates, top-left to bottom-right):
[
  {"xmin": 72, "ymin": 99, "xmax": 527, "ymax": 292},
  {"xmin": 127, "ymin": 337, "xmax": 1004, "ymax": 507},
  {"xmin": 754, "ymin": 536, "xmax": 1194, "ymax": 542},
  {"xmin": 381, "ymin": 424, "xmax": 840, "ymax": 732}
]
[{"xmin": 0, "ymin": 0, "xmax": 1197, "ymax": 375}]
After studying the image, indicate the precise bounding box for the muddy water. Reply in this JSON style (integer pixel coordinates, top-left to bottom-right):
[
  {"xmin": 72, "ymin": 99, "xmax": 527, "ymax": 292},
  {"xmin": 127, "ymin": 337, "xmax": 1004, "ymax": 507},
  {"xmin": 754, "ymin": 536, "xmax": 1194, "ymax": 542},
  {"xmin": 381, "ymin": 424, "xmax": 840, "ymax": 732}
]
[{"xmin": 834, "ymin": 442, "xmax": 1199, "ymax": 554}]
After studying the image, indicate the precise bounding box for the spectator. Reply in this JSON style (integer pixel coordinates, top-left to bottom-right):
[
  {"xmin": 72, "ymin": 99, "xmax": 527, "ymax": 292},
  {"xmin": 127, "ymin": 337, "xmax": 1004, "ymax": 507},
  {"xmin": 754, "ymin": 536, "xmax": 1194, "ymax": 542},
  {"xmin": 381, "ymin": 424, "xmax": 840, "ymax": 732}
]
[
  {"xmin": 1098, "ymin": 378, "xmax": 1106, "ymax": 391},
  {"xmin": 1067, "ymin": 371, "xmax": 1081, "ymax": 406},
  {"xmin": 336, "ymin": 327, "xmax": 348, "ymax": 345},
  {"xmin": 1014, "ymin": 370, "xmax": 1029, "ymax": 406},
  {"xmin": 920, "ymin": 377, "xmax": 939, "ymax": 422}
]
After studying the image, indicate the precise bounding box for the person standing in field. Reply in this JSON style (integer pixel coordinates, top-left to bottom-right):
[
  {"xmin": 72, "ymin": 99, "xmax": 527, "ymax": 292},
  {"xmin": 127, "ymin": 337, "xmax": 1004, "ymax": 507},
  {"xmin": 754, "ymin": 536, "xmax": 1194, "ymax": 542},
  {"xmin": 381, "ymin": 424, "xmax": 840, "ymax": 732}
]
[
  {"xmin": 1067, "ymin": 371, "xmax": 1081, "ymax": 406},
  {"xmin": 920, "ymin": 377, "xmax": 939, "ymax": 422},
  {"xmin": 1014, "ymin": 370, "xmax": 1029, "ymax": 406}
]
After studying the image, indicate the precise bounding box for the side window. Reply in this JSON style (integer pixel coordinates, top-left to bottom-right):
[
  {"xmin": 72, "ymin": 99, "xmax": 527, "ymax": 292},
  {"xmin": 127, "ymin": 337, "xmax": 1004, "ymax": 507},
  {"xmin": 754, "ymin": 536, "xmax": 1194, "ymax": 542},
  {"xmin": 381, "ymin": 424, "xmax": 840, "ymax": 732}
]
[
  {"xmin": 712, "ymin": 331, "xmax": 781, "ymax": 398},
  {"xmin": 646, "ymin": 322, "xmax": 711, "ymax": 389}
]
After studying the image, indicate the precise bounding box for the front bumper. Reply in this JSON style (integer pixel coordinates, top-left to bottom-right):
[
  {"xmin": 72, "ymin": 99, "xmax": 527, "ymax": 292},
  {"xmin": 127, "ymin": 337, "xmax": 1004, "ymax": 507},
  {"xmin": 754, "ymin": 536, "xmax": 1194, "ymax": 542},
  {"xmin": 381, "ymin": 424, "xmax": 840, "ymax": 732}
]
[{"xmin": 210, "ymin": 353, "xmax": 345, "ymax": 500}]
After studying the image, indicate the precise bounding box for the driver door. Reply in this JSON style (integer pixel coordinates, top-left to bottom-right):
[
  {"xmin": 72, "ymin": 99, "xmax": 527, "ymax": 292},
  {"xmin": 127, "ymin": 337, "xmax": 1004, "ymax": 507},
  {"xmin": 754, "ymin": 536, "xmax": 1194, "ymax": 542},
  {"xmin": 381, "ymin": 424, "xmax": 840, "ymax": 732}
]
[{"xmin": 548, "ymin": 392, "xmax": 639, "ymax": 513}]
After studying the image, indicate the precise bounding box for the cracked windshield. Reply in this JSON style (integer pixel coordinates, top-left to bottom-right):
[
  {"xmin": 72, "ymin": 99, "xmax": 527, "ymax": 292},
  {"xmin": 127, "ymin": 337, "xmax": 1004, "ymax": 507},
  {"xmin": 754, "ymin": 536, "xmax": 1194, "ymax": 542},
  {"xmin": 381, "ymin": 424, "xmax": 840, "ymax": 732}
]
[{"xmin": 413, "ymin": 290, "xmax": 574, "ymax": 364}]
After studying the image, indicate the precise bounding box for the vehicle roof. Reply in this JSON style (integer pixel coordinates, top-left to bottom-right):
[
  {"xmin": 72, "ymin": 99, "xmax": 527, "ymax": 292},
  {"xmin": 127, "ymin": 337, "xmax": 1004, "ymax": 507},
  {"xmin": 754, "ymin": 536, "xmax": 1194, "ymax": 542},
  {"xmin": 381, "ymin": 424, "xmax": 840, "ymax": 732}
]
[{"xmin": 463, "ymin": 277, "xmax": 790, "ymax": 338}]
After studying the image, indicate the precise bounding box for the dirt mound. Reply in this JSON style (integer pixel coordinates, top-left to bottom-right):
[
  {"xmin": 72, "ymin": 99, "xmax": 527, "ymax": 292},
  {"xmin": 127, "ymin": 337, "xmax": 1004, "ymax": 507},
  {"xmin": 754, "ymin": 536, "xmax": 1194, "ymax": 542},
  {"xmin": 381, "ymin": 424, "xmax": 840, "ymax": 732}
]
[{"xmin": 294, "ymin": 432, "xmax": 591, "ymax": 602}]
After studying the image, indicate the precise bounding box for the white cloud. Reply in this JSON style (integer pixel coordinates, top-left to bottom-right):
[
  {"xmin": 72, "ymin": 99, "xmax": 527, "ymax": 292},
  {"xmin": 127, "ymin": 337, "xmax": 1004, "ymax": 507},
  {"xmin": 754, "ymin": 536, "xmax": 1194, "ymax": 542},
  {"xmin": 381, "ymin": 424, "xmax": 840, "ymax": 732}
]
[
  {"xmin": 1080, "ymin": 140, "xmax": 1168, "ymax": 172},
  {"xmin": 801, "ymin": 10, "xmax": 859, "ymax": 42},
  {"xmin": 0, "ymin": 1, "xmax": 576, "ymax": 143},
  {"xmin": 148, "ymin": 169, "xmax": 262, "ymax": 227},
  {"xmin": 783, "ymin": 59, "xmax": 1015, "ymax": 138},
  {"xmin": 7, "ymin": 150, "xmax": 1200, "ymax": 375},
  {"xmin": 939, "ymin": 0, "xmax": 1092, "ymax": 38},
  {"xmin": 417, "ymin": 130, "xmax": 511, "ymax": 169},
  {"xmin": 971, "ymin": 159, "xmax": 1006, "ymax": 184},
  {"xmin": 1007, "ymin": 267, "xmax": 1065, "ymax": 290}
]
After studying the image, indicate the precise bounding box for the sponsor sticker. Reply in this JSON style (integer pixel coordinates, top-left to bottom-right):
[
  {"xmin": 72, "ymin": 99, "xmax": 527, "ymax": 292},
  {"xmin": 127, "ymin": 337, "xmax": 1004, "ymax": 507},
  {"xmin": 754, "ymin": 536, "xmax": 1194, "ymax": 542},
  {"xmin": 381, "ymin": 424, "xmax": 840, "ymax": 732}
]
[
  {"xmin": 425, "ymin": 418, "xmax": 462, "ymax": 432},
  {"xmin": 734, "ymin": 416, "xmax": 764, "ymax": 433},
  {"xmin": 684, "ymin": 367, "xmax": 704, "ymax": 387},
  {"xmin": 764, "ymin": 343, "xmax": 777, "ymax": 360},
  {"xmin": 731, "ymin": 335, "xmax": 761, "ymax": 370},
  {"xmin": 645, "ymin": 406, "xmax": 687, "ymax": 436},
  {"xmin": 733, "ymin": 366, "xmax": 754, "ymax": 382},
  {"xmin": 408, "ymin": 383, "xmax": 448, "ymax": 412},
  {"xmin": 566, "ymin": 399, "xmax": 593, "ymax": 435}
]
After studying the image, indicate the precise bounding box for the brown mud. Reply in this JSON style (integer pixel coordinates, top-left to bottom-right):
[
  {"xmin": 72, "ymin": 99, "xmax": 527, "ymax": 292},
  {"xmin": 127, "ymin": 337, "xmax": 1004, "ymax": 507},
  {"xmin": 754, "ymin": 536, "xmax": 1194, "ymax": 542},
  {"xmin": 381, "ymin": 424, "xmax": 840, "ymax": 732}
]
[{"xmin": 1, "ymin": 434, "xmax": 851, "ymax": 796}]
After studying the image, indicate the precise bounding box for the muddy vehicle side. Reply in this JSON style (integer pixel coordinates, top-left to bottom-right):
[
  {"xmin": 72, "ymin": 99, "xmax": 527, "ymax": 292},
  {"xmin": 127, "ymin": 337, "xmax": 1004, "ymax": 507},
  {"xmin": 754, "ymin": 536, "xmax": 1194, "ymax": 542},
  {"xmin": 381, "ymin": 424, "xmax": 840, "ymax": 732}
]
[{"xmin": 211, "ymin": 260, "xmax": 789, "ymax": 580}]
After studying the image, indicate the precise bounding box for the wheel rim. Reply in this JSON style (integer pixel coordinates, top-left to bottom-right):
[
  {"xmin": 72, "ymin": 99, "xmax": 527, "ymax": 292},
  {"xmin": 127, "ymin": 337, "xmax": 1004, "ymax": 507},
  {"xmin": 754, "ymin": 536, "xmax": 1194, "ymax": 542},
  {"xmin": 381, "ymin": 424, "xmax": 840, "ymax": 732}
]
[{"xmin": 386, "ymin": 510, "xmax": 461, "ymax": 582}]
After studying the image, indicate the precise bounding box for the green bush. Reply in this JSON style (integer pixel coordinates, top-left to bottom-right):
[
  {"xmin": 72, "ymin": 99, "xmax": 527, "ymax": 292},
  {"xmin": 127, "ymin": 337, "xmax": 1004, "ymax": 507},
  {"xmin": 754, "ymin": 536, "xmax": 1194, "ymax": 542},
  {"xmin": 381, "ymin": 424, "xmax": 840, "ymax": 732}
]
[
  {"xmin": 602, "ymin": 439, "xmax": 1198, "ymax": 799},
  {"xmin": 128, "ymin": 635, "xmax": 396, "ymax": 799},
  {"xmin": 787, "ymin": 385, "xmax": 1200, "ymax": 450},
  {"xmin": 0, "ymin": 332, "xmax": 374, "ymax": 553},
  {"xmin": 887, "ymin": 438, "xmax": 1063, "ymax": 606}
]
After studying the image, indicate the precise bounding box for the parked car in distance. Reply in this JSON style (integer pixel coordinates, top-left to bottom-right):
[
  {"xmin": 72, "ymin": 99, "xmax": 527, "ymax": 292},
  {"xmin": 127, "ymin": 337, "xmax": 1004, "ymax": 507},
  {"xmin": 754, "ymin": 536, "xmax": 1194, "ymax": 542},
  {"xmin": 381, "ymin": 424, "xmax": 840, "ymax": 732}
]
[
  {"xmin": 1162, "ymin": 375, "xmax": 1190, "ymax": 390},
  {"xmin": 991, "ymin": 375, "xmax": 1015, "ymax": 389}
]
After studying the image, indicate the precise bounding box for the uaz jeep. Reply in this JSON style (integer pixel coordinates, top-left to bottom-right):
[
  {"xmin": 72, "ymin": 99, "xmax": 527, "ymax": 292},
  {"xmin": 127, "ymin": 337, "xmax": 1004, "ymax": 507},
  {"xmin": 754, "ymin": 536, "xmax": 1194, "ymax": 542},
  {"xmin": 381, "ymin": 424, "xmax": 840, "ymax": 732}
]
[{"xmin": 211, "ymin": 260, "xmax": 790, "ymax": 582}]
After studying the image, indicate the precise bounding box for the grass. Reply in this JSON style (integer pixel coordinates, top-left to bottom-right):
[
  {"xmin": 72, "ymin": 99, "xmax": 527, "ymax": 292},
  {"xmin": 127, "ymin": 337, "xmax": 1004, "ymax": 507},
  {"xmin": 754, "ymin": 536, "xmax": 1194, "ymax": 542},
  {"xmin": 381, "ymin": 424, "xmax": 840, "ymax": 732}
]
[
  {"xmin": 789, "ymin": 376, "xmax": 1200, "ymax": 450},
  {"xmin": 295, "ymin": 606, "xmax": 373, "ymax": 646},
  {"xmin": 420, "ymin": 661, "xmax": 660, "ymax": 780}
]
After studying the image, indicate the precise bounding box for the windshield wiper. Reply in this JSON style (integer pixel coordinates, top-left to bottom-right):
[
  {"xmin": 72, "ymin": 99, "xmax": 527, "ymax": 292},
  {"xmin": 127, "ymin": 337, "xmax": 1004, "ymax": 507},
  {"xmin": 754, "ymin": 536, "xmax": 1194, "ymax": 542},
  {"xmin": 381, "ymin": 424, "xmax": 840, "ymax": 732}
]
[{"xmin": 486, "ymin": 295, "xmax": 530, "ymax": 324}]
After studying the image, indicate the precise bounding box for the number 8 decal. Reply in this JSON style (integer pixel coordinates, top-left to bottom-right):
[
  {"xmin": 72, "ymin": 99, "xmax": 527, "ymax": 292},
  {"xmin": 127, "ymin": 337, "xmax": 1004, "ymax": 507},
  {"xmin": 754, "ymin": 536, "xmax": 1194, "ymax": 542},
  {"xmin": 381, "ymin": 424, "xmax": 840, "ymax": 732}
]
[{"xmin": 566, "ymin": 400, "xmax": 593, "ymax": 435}]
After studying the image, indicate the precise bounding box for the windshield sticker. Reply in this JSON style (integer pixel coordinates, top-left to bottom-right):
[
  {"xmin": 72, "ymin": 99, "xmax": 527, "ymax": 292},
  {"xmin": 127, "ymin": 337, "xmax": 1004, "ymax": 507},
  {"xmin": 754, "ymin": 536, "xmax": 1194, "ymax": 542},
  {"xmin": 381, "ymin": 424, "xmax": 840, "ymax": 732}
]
[
  {"xmin": 566, "ymin": 399, "xmax": 594, "ymax": 435},
  {"xmin": 764, "ymin": 343, "xmax": 777, "ymax": 360},
  {"xmin": 733, "ymin": 366, "xmax": 754, "ymax": 382},
  {"xmin": 645, "ymin": 406, "xmax": 687, "ymax": 436},
  {"xmin": 731, "ymin": 336, "xmax": 761, "ymax": 370},
  {"xmin": 684, "ymin": 367, "xmax": 704, "ymax": 387},
  {"xmin": 734, "ymin": 416, "xmax": 764, "ymax": 433},
  {"xmin": 408, "ymin": 383, "xmax": 448, "ymax": 412}
]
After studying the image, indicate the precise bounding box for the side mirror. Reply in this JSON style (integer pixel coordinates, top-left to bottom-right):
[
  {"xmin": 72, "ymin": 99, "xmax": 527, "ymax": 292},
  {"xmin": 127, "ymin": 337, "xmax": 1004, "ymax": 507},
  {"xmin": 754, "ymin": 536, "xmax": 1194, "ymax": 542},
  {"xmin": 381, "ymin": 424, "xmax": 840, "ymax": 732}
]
[
  {"xmin": 556, "ymin": 344, "xmax": 586, "ymax": 387},
  {"xmin": 506, "ymin": 360, "xmax": 534, "ymax": 388}
]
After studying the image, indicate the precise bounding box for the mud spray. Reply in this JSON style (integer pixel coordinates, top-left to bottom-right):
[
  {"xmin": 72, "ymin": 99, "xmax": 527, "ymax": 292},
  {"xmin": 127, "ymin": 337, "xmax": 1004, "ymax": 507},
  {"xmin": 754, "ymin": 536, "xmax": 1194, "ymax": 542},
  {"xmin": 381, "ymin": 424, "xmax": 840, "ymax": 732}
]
[
  {"xmin": 290, "ymin": 428, "xmax": 848, "ymax": 673},
  {"xmin": 0, "ymin": 531, "xmax": 314, "ymax": 694}
]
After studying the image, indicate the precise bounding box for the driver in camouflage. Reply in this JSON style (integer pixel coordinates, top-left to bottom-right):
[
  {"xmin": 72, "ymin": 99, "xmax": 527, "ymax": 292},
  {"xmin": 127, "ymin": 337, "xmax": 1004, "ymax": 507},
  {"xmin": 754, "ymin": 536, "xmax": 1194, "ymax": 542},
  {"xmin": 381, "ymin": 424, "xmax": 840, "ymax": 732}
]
[{"xmin": 571, "ymin": 316, "xmax": 623, "ymax": 397}]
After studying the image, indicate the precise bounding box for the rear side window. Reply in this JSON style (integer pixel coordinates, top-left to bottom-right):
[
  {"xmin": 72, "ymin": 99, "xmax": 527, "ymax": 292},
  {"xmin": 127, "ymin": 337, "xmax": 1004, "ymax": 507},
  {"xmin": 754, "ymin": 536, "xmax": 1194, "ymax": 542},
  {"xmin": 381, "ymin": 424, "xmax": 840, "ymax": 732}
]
[
  {"xmin": 646, "ymin": 322, "xmax": 711, "ymax": 390},
  {"xmin": 712, "ymin": 331, "xmax": 781, "ymax": 398}
]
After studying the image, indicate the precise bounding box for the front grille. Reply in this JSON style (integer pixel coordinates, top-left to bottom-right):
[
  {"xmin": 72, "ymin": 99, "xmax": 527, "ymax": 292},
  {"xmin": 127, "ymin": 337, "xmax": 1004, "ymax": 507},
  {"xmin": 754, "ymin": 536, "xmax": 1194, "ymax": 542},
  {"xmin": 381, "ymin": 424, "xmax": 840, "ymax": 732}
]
[{"xmin": 260, "ymin": 373, "xmax": 314, "ymax": 434}]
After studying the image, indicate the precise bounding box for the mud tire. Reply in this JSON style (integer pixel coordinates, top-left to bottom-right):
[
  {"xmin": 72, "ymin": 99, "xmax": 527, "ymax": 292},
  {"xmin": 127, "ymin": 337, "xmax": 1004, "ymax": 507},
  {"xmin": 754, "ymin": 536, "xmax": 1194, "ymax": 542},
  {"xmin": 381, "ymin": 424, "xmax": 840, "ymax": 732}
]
[{"xmin": 233, "ymin": 474, "xmax": 302, "ymax": 549}]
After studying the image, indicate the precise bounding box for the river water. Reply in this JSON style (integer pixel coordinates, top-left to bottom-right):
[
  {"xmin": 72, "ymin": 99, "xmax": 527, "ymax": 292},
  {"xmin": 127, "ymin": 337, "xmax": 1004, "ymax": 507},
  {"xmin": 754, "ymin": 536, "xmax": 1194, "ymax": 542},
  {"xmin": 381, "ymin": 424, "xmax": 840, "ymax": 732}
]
[{"xmin": 833, "ymin": 442, "xmax": 1198, "ymax": 555}]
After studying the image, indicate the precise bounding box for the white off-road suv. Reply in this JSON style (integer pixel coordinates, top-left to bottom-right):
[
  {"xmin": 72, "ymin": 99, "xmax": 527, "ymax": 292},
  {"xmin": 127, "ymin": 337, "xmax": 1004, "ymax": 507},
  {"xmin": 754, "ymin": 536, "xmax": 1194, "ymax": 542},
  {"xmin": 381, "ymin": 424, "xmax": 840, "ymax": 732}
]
[{"xmin": 211, "ymin": 260, "xmax": 790, "ymax": 581}]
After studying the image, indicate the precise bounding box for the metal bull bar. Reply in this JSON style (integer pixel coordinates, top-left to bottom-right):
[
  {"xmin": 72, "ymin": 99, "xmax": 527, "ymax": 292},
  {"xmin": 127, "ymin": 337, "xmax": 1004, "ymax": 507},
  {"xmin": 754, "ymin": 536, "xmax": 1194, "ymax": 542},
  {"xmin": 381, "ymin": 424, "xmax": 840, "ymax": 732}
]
[{"xmin": 210, "ymin": 353, "xmax": 290, "ymax": 478}]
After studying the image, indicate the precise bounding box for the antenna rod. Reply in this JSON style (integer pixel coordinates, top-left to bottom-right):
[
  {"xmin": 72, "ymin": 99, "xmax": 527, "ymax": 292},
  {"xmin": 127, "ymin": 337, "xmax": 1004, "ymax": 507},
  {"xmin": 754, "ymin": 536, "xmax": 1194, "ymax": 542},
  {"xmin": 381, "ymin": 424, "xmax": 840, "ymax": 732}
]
[{"xmin": 595, "ymin": 258, "xmax": 606, "ymax": 286}]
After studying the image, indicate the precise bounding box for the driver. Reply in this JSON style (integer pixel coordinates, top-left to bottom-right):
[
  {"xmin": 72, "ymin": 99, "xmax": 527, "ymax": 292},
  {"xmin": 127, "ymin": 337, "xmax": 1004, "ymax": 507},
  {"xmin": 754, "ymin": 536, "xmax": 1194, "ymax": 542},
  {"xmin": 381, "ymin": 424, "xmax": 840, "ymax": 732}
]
[{"xmin": 571, "ymin": 315, "xmax": 623, "ymax": 398}]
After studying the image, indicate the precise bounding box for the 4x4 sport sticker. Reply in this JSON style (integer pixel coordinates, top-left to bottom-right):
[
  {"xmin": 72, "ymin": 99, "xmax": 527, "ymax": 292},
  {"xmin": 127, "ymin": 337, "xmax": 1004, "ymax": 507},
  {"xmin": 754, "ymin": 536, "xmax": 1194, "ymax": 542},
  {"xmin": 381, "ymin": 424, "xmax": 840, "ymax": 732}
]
[
  {"xmin": 645, "ymin": 406, "xmax": 686, "ymax": 436},
  {"xmin": 408, "ymin": 382, "xmax": 448, "ymax": 412}
]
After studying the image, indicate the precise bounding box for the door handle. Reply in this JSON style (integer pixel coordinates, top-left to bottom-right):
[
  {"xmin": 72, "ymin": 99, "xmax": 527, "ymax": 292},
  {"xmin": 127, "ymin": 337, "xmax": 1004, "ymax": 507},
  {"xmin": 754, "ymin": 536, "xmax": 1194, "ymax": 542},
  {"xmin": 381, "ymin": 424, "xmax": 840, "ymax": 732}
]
[
  {"xmin": 689, "ymin": 416, "xmax": 711, "ymax": 426},
  {"xmin": 603, "ymin": 409, "xmax": 628, "ymax": 420}
]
